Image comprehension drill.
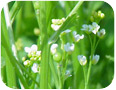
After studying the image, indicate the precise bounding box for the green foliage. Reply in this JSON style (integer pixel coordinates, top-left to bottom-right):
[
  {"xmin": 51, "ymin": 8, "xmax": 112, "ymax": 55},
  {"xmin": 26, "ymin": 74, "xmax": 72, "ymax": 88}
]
[{"xmin": 1, "ymin": 1, "xmax": 114, "ymax": 89}]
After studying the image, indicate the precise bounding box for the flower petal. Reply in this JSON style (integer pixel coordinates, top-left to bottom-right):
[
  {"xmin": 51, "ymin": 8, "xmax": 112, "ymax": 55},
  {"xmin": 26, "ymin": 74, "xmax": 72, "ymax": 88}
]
[{"xmin": 24, "ymin": 47, "xmax": 31, "ymax": 53}]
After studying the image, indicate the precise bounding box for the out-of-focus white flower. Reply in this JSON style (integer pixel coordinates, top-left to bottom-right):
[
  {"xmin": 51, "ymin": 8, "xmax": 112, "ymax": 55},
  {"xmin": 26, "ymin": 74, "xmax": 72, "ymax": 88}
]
[
  {"xmin": 97, "ymin": 29, "xmax": 106, "ymax": 38},
  {"xmin": 72, "ymin": 31, "xmax": 84, "ymax": 42},
  {"xmin": 78, "ymin": 55, "xmax": 87, "ymax": 66},
  {"xmin": 24, "ymin": 44, "xmax": 38, "ymax": 54},
  {"xmin": 91, "ymin": 55, "xmax": 100, "ymax": 65},
  {"xmin": 36, "ymin": 51, "xmax": 41, "ymax": 56},
  {"xmin": 64, "ymin": 43, "xmax": 74, "ymax": 53},
  {"xmin": 50, "ymin": 44, "xmax": 58, "ymax": 55},
  {"xmin": 51, "ymin": 24, "xmax": 61, "ymax": 31},
  {"xmin": 81, "ymin": 24, "xmax": 93, "ymax": 34},
  {"xmin": 51, "ymin": 18, "xmax": 65, "ymax": 31},
  {"xmin": 31, "ymin": 63, "xmax": 39, "ymax": 73},
  {"xmin": 91, "ymin": 22, "xmax": 100, "ymax": 34},
  {"xmin": 24, "ymin": 60, "xmax": 30, "ymax": 66},
  {"xmin": 81, "ymin": 22, "xmax": 100, "ymax": 34}
]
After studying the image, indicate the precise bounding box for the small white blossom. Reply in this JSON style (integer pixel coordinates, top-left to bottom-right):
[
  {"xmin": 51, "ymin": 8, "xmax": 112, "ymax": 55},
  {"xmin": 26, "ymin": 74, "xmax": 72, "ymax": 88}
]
[
  {"xmin": 36, "ymin": 51, "xmax": 41, "ymax": 56},
  {"xmin": 64, "ymin": 43, "xmax": 74, "ymax": 53},
  {"xmin": 24, "ymin": 44, "xmax": 38, "ymax": 54},
  {"xmin": 91, "ymin": 55, "xmax": 100, "ymax": 65},
  {"xmin": 78, "ymin": 55, "xmax": 87, "ymax": 66},
  {"xmin": 72, "ymin": 31, "xmax": 84, "ymax": 42},
  {"xmin": 31, "ymin": 63, "xmax": 39, "ymax": 73},
  {"xmin": 51, "ymin": 18, "xmax": 65, "ymax": 31},
  {"xmin": 81, "ymin": 24, "xmax": 93, "ymax": 34},
  {"xmin": 24, "ymin": 60, "xmax": 30, "ymax": 66},
  {"xmin": 50, "ymin": 44, "xmax": 58, "ymax": 55},
  {"xmin": 81, "ymin": 22, "xmax": 100, "ymax": 34},
  {"xmin": 51, "ymin": 24, "xmax": 61, "ymax": 31},
  {"xmin": 91, "ymin": 22, "xmax": 100, "ymax": 34},
  {"xmin": 97, "ymin": 29, "xmax": 106, "ymax": 38}
]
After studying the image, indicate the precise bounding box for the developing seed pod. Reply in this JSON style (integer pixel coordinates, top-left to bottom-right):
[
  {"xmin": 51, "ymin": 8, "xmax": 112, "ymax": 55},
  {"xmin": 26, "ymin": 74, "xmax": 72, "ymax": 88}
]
[
  {"xmin": 34, "ymin": 28, "xmax": 40, "ymax": 36},
  {"xmin": 53, "ymin": 52, "xmax": 62, "ymax": 63}
]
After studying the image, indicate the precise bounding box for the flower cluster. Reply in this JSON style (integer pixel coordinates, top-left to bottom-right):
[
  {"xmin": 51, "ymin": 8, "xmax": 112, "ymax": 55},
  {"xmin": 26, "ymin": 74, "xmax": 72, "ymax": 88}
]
[
  {"xmin": 81, "ymin": 22, "xmax": 100, "ymax": 34},
  {"xmin": 60, "ymin": 29, "xmax": 84, "ymax": 53},
  {"xmin": 51, "ymin": 18, "xmax": 65, "ymax": 31},
  {"xmin": 90, "ymin": 10, "xmax": 105, "ymax": 22},
  {"xmin": 78, "ymin": 54, "xmax": 100, "ymax": 66},
  {"xmin": 81, "ymin": 22, "xmax": 106, "ymax": 38},
  {"xmin": 22, "ymin": 44, "xmax": 41, "ymax": 73}
]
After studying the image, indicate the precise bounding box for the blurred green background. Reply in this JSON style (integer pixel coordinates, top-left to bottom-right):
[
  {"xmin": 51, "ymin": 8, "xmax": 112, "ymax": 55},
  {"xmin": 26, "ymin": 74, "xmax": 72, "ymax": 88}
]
[{"xmin": 1, "ymin": 1, "xmax": 114, "ymax": 89}]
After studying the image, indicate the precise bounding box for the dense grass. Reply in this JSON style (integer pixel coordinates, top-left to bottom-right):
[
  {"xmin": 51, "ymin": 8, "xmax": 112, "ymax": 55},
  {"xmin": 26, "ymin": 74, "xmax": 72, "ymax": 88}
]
[{"xmin": 1, "ymin": 1, "xmax": 114, "ymax": 89}]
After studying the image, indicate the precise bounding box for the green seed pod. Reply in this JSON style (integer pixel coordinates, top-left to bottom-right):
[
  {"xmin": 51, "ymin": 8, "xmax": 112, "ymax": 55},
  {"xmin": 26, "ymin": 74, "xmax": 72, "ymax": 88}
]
[{"xmin": 53, "ymin": 52, "xmax": 62, "ymax": 63}]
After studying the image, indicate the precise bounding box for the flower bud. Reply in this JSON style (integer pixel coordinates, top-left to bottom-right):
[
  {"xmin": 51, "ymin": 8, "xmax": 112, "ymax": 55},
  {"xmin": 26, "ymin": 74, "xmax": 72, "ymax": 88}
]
[
  {"xmin": 22, "ymin": 57, "xmax": 26, "ymax": 62},
  {"xmin": 78, "ymin": 55, "xmax": 87, "ymax": 66},
  {"xmin": 91, "ymin": 55, "xmax": 100, "ymax": 65},
  {"xmin": 50, "ymin": 44, "xmax": 58, "ymax": 55}
]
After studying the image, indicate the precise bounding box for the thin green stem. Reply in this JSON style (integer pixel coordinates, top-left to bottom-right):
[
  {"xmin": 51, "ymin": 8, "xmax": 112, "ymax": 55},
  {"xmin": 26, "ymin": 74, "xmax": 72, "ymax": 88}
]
[
  {"xmin": 83, "ymin": 66, "xmax": 87, "ymax": 89},
  {"xmin": 57, "ymin": 64, "xmax": 62, "ymax": 89},
  {"xmin": 61, "ymin": 53, "xmax": 68, "ymax": 88},
  {"xmin": 49, "ymin": 54, "xmax": 59, "ymax": 89},
  {"xmin": 86, "ymin": 35, "xmax": 96, "ymax": 88},
  {"xmin": 94, "ymin": 39, "xmax": 100, "ymax": 51}
]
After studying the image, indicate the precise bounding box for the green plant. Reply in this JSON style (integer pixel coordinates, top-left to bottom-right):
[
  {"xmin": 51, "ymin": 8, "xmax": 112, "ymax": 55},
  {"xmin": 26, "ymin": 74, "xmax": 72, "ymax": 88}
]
[{"xmin": 1, "ymin": 1, "xmax": 114, "ymax": 89}]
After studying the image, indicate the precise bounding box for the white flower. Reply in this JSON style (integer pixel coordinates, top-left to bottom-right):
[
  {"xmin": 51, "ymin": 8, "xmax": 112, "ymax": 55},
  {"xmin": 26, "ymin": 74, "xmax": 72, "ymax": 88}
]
[
  {"xmin": 78, "ymin": 55, "xmax": 87, "ymax": 66},
  {"xmin": 24, "ymin": 44, "xmax": 38, "ymax": 54},
  {"xmin": 31, "ymin": 63, "xmax": 39, "ymax": 73},
  {"xmin": 91, "ymin": 22, "xmax": 100, "ymax": 34},
  {"xmin": 81, "ymin": 24, "xmax": 93, "ymax": 34},
  {"xmin": 91, "ymin": 55, "xmax": 100, "ymax": 65},
  {"xmin": 51, "ymin": 24, "xmax": 61, "ymax": 31},
  {"xmin": 50, "ymin": 44, "xmax": 58, "ymax": 55},
  {"xmin": 72, "ymin": 31, "xmax": 84, "ymax": 42},
  {"xmin": 51, "ymin": 18, "xmax": 65, "ymax": 31},
  {"xmin": 36, "ymin": 51, "xmax": 41, "ymax": 56},
  {"xmin": 97, "ymin": 29, "xmax": 106, "ymax": 38},
  {"xmin": 81, "ymin": 22, "xmax": 100, "ymax": 34},
  {"xmin": 24, "ymin": 60, "xmax": 30, "ymax": 66},
  {"xmin": 64, "ymin": 43, "xmax": 74, "ymax": 53}
]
